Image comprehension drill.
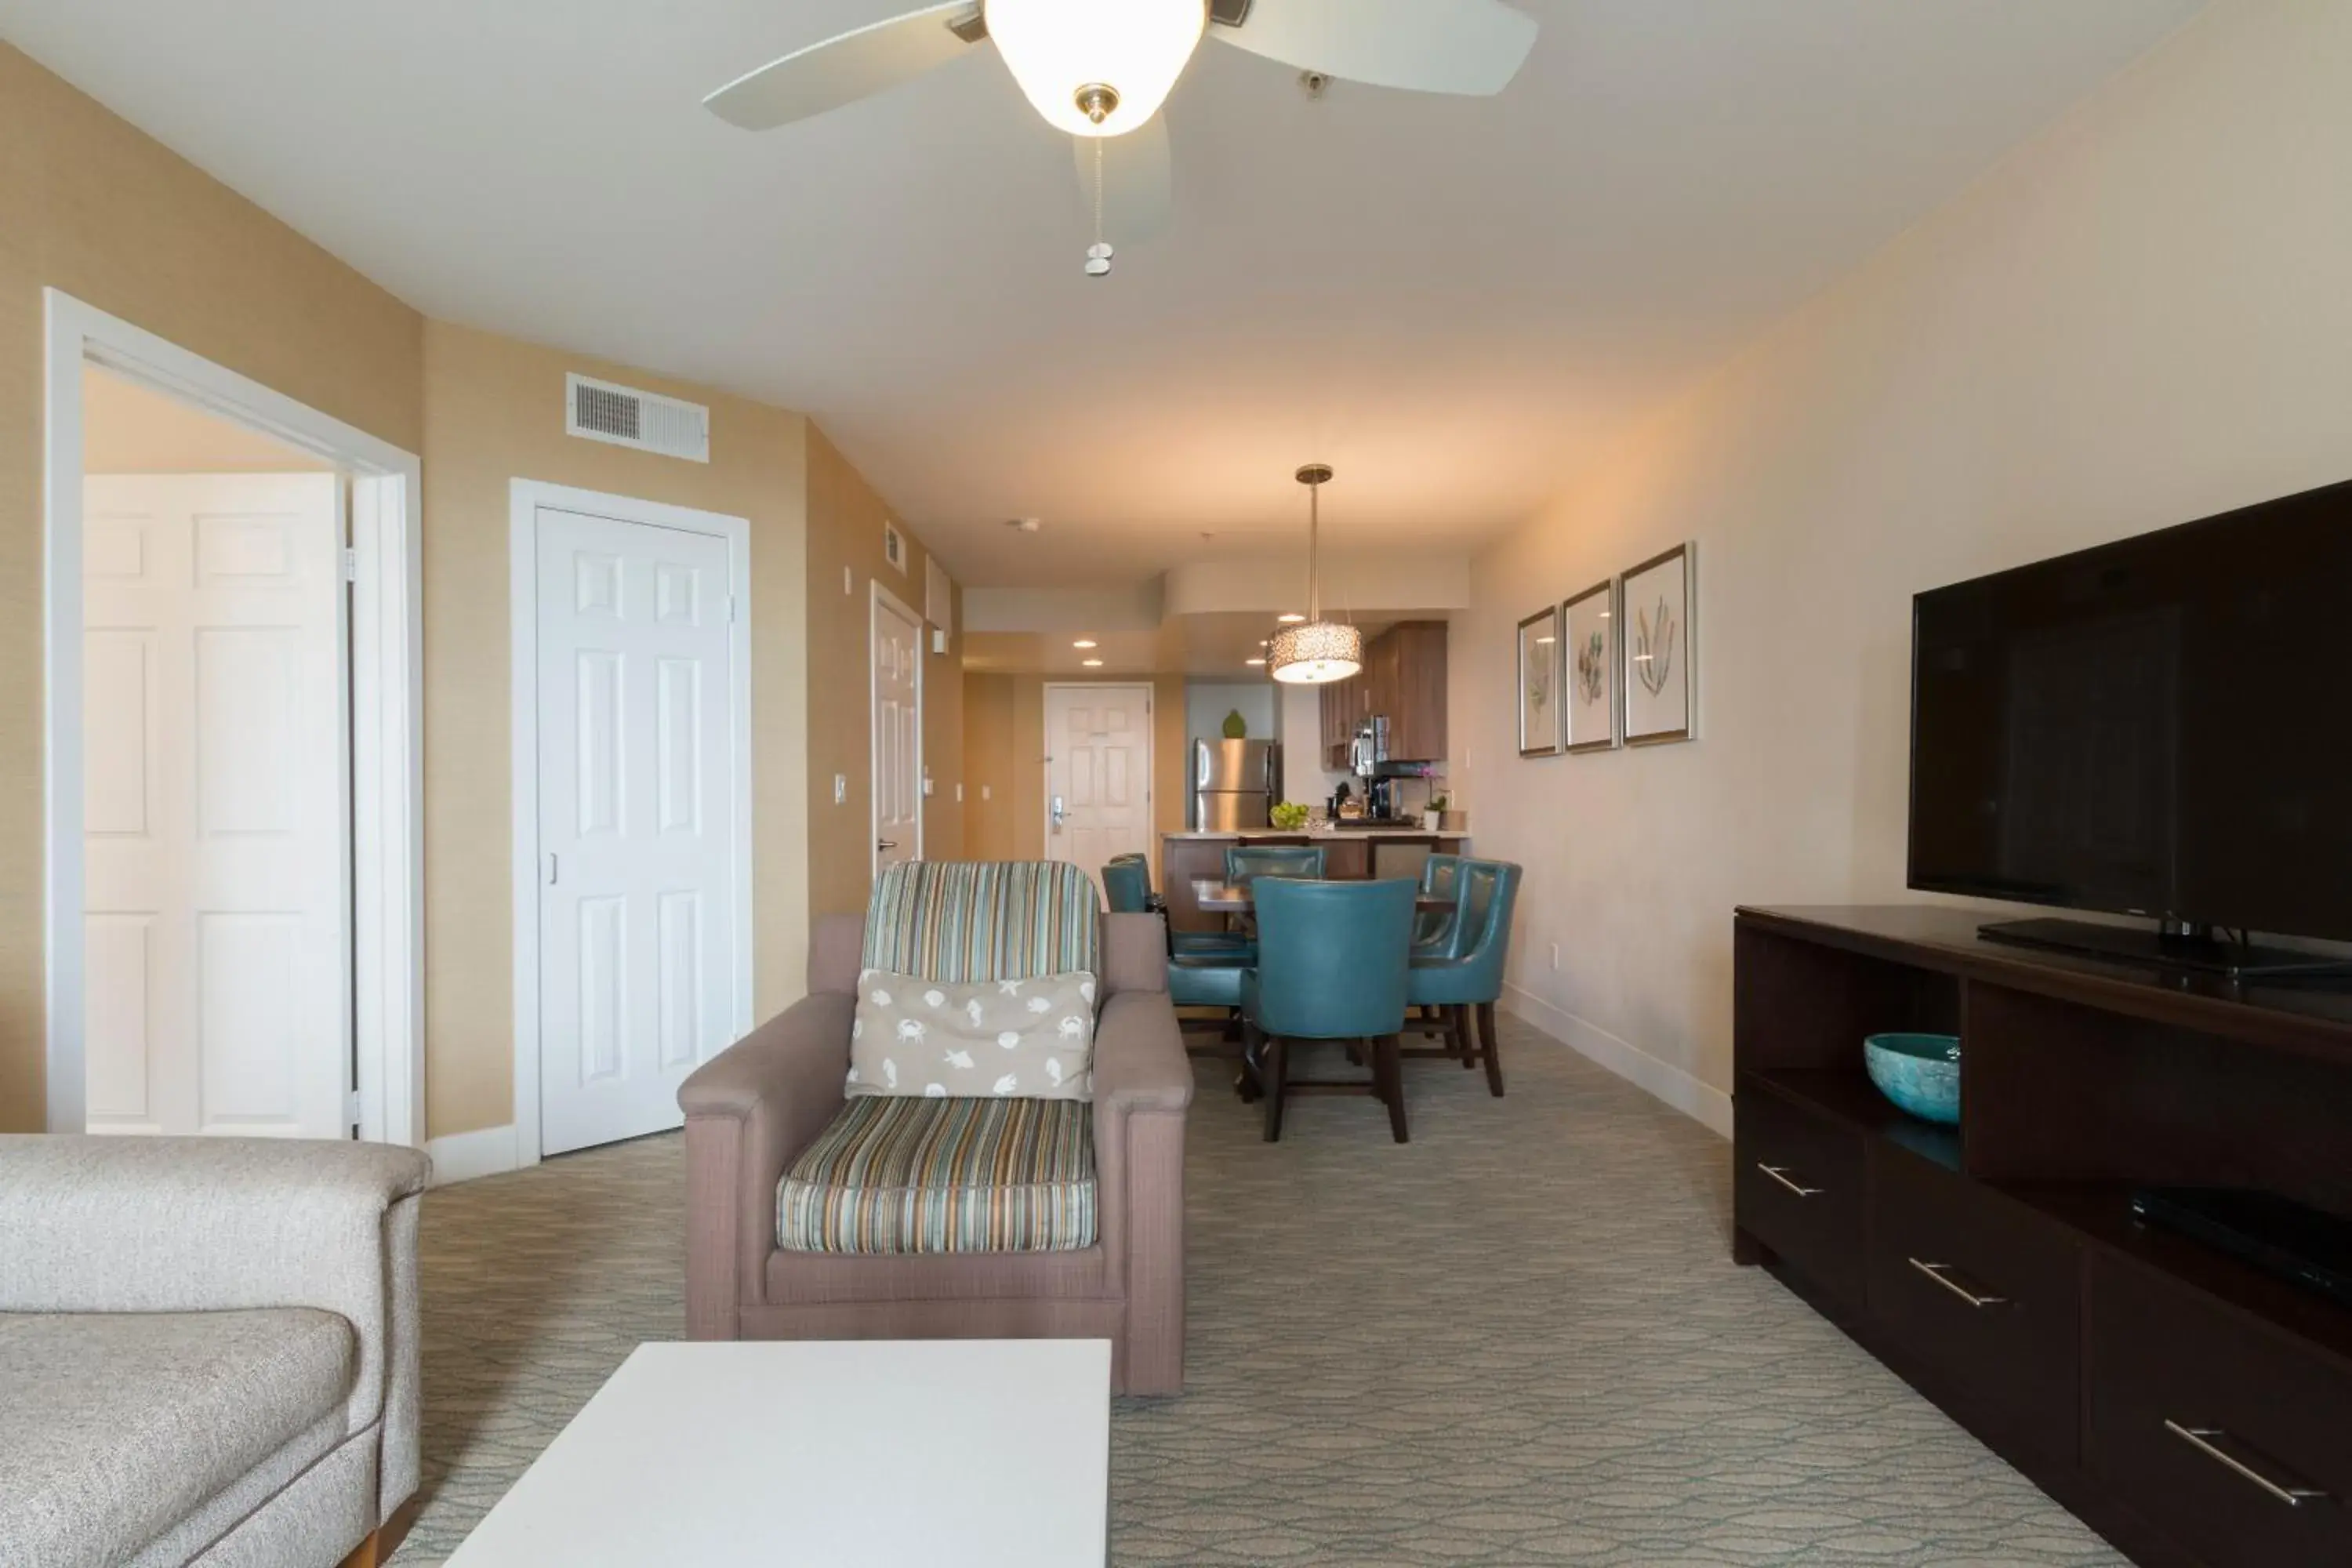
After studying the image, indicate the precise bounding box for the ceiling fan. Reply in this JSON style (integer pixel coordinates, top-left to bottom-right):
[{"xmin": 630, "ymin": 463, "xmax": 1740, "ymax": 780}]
[{"xmin": 705, "ymin": 0, "xmax": 1540, "ymax": 269}]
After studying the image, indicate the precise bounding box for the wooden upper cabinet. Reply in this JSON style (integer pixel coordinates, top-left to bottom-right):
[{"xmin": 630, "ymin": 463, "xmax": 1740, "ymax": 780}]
[
  {"xmin": 1378, "ymin": 621, "xmax": 1448, "ymax": 760},
  {"xmin": 1312, "ymin": 621, "xmax": 1449, "ymax": 764}
]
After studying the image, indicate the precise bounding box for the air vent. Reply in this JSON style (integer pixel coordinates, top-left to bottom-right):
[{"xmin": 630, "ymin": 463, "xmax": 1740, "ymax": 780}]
[{"xmin": 565, "ymin": 373, "xmax": 710, "ymax": 463}]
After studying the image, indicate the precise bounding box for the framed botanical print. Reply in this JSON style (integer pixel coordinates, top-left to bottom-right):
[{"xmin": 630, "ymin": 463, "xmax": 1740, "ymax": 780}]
[
  {"xmin": 1516, "ymin": 604, "xmax": 1563, "ymax": 757},
  {"xmin": 1560, "ymin": 578, "xmax": 1619, "ymax": 753},
  {"xmin": 1621, "ymin": 542, "xmax": 1696, "ymax": 745}
]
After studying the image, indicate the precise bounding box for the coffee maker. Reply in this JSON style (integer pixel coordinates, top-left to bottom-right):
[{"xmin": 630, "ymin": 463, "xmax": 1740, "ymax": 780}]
[{"xmin": 1352, "ymin": 717, "xmax": 1396, "ymax": 822}]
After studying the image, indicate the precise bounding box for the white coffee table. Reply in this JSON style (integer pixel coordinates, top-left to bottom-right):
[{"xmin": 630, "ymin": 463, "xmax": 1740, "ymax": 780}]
[{"xmin": 444, "ymin": 1339, "xmax": 1111, "ymax": 1567}]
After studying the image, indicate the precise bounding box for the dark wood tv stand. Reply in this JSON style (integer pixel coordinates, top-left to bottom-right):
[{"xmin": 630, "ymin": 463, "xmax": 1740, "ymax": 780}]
[{"xmin": 1733, "ymin": 906, "xmax": 2352, "ymax": 1568}]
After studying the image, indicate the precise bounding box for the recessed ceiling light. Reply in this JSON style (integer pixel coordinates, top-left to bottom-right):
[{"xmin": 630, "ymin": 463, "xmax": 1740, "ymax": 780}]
[
  {"xmin": 1005, "ymin": 517, "xmax": 1043, "ymax": 533},
  {"xmin": 1245, "ymin": 658, "xmax": 1265, "ymax": 666},
  {"xmin": 1258, "ymin": 640, "xmax": 1270, "ymax": 648},
  {"xmin": 1073, "ymin": 639, "xmax": 1098, "ymax": 648},
  {"xmin": 1277, "ymin": 613, "xmax": 1306, "ymax": 624},
  {"xmin": 1082, "ymin": 658, "xmax": 1104, "ymax": 667}
]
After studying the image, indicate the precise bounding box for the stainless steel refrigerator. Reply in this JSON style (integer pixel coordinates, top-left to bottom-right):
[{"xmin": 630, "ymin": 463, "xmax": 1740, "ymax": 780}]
[{"xmin": 1193, "ymin": 739, "xmax": 1279, "ymax": 831}]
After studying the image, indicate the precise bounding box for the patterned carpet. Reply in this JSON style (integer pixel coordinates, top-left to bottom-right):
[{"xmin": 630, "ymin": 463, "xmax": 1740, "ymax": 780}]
[{"xmin": 390, "ymin": 1019, "xmax": 2126, "ymax": 1566}]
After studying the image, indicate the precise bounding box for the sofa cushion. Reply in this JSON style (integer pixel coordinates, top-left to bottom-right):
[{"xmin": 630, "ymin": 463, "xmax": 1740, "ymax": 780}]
[
  {"xmin": 863, "ymin": 861, "xmax": 1100, "ymax": 984},
  {"xmin": 779, "ymin": 1096, "xmax": 1098, "ymax": 1254},
  {"xmin": 848, "ymin": 968, "xmax": 1096, "ymax": 1100},
  {"xmin": 0, "ymin": 1308, "xmax": 355, "ymax": 1568}
]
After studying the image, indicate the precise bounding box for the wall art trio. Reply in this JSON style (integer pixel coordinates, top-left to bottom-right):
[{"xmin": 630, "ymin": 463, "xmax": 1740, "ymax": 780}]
[{"xmin": 1517, "ymin": 540, "xmax": 1694, "ymax": 756}]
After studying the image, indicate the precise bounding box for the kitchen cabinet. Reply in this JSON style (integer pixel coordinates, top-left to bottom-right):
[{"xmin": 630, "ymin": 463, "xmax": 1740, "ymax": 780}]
[{"xmin": 1317, "ymin": 620, "xmax": 1448, "ymax": 764}]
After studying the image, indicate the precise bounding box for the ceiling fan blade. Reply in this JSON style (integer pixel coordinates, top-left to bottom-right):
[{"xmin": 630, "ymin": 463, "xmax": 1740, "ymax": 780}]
[
  {"xmin": 705, "ymin": 2, "xmax": 987, "ymax": 131},
  {"xmin": 1072, "ymin": 114, "xmax": 1173, "ymax": 243},
  {"xmin": 1211, "ymin": 0, "xmax": 1537, "ymax": 96}
]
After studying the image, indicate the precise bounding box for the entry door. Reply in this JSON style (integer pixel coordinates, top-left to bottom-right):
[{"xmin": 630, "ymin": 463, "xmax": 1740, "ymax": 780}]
[
  {"xmin": 82, "ymin": 473, "xmax": 350, "ymax": 1138},
  {"xmin": 1044, "ymin": 684, "xmax": 1153, "ymax": 891},
  {"xmin": 536, "ymin": 507, "xmax": 738, "ymax": 1155},
  {"xmin": 873, "ymin": 591, "xmax": 922, "ymax": 876}
]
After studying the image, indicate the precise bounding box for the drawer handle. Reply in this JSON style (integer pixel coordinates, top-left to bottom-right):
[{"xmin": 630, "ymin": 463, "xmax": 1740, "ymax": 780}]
[
  {"xmin": 2164, "ymin": 1421, "xmax": 2330, "ymax": 1508},
  {"xmin": 1905, "ymin": 1258, "xmax": 2009, "ymax": 1308},
  {"xmin": 1755, "ymin": 1163, "xmax": 1822, "ymax": 1198}
]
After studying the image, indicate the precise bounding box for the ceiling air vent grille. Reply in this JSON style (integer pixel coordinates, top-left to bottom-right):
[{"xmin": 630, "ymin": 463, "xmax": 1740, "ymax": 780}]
[{"xmin": 565, "ymin": 373, "xmax": 710, "ymax": 463}]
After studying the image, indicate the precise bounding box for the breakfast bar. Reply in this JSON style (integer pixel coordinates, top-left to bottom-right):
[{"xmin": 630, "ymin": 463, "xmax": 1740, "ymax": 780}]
[{"xmin": 1160, "ymin": 829, "xmax": 1470, "ymax": 935}]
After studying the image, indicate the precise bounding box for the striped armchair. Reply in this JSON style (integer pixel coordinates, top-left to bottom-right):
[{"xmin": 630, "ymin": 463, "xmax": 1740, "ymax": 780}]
[{"xmin": 679, "ymin": 862, "xmax": 1192, "ymax": 1396}]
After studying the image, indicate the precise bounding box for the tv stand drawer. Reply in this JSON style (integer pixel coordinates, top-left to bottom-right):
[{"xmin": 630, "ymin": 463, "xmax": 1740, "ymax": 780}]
[
  {"xmin": 1866, "ymin": 1149, "xmax": 2081, "ymax": 1461},
  {"xmin": 2085, "ymin": 1254, "xmax": 2352, "ymax": 1568},
  {"xmin": 1734, "ymin": 1086, "xmax": 1864, "ymax": 1308}
]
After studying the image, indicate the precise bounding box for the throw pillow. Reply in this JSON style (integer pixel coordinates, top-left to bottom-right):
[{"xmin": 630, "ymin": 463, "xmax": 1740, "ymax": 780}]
[{"xmin": 848, "ymin": 969, "xmax": 1096, "ymax": 1101}]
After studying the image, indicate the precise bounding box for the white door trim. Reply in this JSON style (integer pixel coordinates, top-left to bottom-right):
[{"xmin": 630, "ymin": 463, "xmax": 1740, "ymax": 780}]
[
  {"xmin": 870, "ymin": 580, "xmax": 925, "ymax": 877},
  {"xmin": 509, "ymin": 479, "xmax": 754, "ymax": 1168},
  {"xmin": 42, "ymin": 289, "xmax": 425, "ymax": 1147},
  {"xmin": 1040, "ymin": 682, "xmax": 1155, "ymax": 851}
]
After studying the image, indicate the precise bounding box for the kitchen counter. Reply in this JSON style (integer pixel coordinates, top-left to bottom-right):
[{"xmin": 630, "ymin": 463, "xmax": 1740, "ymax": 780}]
[{"xmin": 1163, "ymin": 827, "xmax": 1469, "ymax": 842}]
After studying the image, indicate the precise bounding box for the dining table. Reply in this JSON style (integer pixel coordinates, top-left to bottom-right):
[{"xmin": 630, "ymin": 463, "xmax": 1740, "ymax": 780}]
[{"xmin": 1189, "ymin": 879, "xmax": 1457, "ymax": 915}]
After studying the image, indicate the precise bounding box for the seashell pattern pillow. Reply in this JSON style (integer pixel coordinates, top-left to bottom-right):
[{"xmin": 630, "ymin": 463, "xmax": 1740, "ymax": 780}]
[{"xmin": 848, "ymin": 968, "xmax": 1096, "ymax": 1102}]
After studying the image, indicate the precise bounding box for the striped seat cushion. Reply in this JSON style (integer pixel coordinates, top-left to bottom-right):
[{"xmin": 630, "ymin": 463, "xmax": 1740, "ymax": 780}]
[
  {"xmin": 777, "ymin": 1096, "xmax": 1098, "ymax": 1254},
  {"xmin": 863, "ymin": 861, "xmax": 1100, "ymax": 984}
]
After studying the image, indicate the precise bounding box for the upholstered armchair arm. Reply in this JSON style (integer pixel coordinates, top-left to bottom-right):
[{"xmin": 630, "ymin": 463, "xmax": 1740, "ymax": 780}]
[
  {"xmin": 0, "ymin": 1134, "xmax": 428, "ymax": 1519},
  {"xmin": 679, "ymin": 990, "xmax": 855, "ymax": 1338},
  {"xmin": 1091, "ymin": 988, "xmax": 1192, "ymax": 1394}
]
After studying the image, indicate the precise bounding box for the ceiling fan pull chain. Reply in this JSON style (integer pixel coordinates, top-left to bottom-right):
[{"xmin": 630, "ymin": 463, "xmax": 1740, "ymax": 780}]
[{"xmin": 1085, "ymin": 137, "xmax": 1114, "ymax": 278}]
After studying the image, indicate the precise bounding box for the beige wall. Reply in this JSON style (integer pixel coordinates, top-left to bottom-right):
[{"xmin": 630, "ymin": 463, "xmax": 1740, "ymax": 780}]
[
  {"xmin": 0, "ymin": 43, "xmax": 426, "ymax": 1131},
  {"xmin": 0, "ymin": 42, "xmax": 922, "ymax": 1137},
  {"xmin": 1452, "ymin": 0, "xmax": 2352, "ymax": 1131},
  {"xmin": 419, "ymin": 323, "xmax": 814, "ymax": 1138},
  {"xmin": 961, "ymin": 673, "xmax": 1185, "ymax": 879},
  {"xmin": 804, "ymin": 427, "xmax": 963, "ymax": 918},
  {"xmin": 83, "ymin": 365, "xmax": 337, "ymax": 473}
]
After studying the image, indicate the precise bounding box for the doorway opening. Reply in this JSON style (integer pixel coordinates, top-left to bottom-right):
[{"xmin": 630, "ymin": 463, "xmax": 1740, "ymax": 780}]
[
  {"xmin": 1042, "ymin": 683, "xmax": 1155, "ymax": 898},
  {"xmin": 43, "ymin": 290, "xmax": 423, "ymax": 1145}
]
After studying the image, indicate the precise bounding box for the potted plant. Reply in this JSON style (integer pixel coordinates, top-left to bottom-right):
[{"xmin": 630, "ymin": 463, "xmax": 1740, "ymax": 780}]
[{"xmin": 1423, "ymin": 793, "xmax": 1449, "ymax": 832}]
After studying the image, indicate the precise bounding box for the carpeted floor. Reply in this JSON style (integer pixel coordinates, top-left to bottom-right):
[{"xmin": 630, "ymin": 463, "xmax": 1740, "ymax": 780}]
[{"xmin": 390, "ymin": 1020, "xmax": 2127, "ymax": 1566}]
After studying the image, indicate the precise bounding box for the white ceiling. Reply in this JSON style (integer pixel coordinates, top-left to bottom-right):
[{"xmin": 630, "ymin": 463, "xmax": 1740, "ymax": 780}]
[{"xmin": 4, "ymin": 1, "xmax": 2201, "ymax": 586}]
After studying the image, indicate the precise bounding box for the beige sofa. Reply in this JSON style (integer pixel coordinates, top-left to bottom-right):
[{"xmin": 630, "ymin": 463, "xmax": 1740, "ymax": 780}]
[
  {"xmin": 680, "ymin": 906, "xmax": 1192, "ymax": 1395},
  {"xmin": 0, "ymin": 1135, "xmax": 427, "ymax": 1568}
]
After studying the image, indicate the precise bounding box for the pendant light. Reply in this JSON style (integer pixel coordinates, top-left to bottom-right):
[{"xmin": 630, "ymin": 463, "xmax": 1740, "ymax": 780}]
[{"xmin": 1269, "ymin": 463, "xmax": 1363, "ymax": 684}]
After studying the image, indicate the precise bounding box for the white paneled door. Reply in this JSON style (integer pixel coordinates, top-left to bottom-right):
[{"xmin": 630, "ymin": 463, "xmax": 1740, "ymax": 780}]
[
  {"xmin": 872, "ymin": 590, "xmax": 922, "ymax": 877},
  {"xmin": 1044, "ymin": 684, "xmax": 1153, "ymax": 895},
  {"xmin": 535, "ymin": 507, "xmax": 739, "ymax": 1155},
  {"xmin": 82, "ymin": 474, "xmax": 350, "ymax": 1138}
]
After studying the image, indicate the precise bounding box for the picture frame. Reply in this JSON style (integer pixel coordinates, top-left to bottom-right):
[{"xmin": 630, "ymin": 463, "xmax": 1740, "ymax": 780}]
[
  {"xmin": 1621, "ymin": 542, "xmax": 1696, "ymax": 745},
  {"xmin": 1560, "ymin": 577, "xmax": 1620, "ymax": 753},
  {"xmin": 1515, "ymin": 604, "xmax": 1563, "ymax": 757}
]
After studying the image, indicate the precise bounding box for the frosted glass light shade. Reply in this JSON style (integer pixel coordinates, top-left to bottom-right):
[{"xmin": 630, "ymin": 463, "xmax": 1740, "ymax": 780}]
[
  {"xmin": 986, "ymin": 0, "xmax": 1207, "ymax": 136},
  {"xmin": 1269, "ymin": 620, "xmax": 1363, "ymax": 684}
]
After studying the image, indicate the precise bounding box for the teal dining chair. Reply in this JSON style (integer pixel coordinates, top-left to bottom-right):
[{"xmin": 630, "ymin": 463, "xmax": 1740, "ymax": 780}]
[
  {"xmin": 1224, "ymin": 844, "xmax": 1327, "ymax": 884},
  {"xmin": 1241, "ymin": 877, "xmax": 1419, "ymax": 1142},
  {"xmin": 1404, "ymin": 858, "xmax": 1523, "ymax": 1096},
  {"xmin": 1101, "ymin": 854, "xmax": 1152, "ymax": 915},
  {"xmin": 1413, "ymin": 854, "xmax": 1465, "ymax": 954},
  {"xmin": 1103, "ymin": 851, "xmax": 1254, "ymax": 962}
]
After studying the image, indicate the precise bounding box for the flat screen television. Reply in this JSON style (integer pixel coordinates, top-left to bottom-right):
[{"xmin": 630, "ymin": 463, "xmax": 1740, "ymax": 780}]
[{"xmin": 1908, "ymin": 477, "xmax": 2352, "ymax": 975}]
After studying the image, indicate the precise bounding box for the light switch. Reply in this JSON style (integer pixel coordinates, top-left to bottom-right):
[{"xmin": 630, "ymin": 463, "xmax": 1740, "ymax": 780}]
[
  {"xmin": 956, "ymin": 782, "xmax": 965, "ymax": 802},
  {"xmin": 833, "ymin": 774, "xmax": 847, "ymax": 805},
  {"xmin": 981, "ymin": 785, "xmax": 993, "ymax": 801}
]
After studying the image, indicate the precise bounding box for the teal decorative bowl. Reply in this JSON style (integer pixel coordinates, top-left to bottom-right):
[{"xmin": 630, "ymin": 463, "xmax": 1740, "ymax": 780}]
[{"xmin": 1864, "ymin": 1033, "xmax": 1961, "ymax": 1125}]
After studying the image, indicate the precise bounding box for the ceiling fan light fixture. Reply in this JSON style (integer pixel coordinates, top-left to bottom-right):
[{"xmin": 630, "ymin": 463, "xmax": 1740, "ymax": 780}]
[{"xmin": 985, "ymin": 0, "xmax": 1207, "ymax": 136}]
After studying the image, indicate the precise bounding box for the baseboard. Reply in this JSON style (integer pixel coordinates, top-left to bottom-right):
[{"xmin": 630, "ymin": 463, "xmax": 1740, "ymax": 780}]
[
  {"xmin": 424, "ymin": 1123, "xmax": 519, "ymax": 1188},
  {"xmin": 1501, "ymin": 984, "xmax": 1733, "ymax": 1138}
]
